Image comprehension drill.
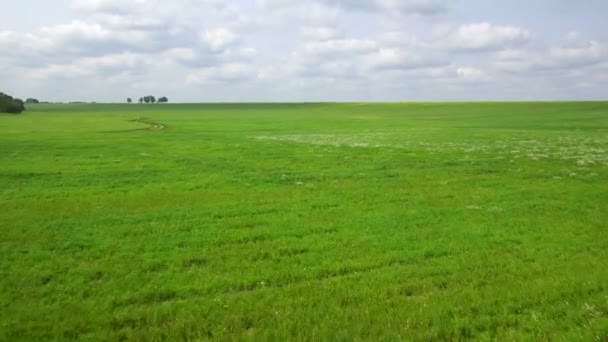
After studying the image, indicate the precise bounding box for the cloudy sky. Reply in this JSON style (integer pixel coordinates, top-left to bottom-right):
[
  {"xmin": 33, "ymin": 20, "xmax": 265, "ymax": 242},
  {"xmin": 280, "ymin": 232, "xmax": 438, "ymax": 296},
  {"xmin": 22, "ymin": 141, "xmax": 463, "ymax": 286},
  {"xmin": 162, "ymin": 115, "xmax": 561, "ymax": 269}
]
[{"xmin": 2, "ymin": 0, "xmax": 608, "ymax": 102}]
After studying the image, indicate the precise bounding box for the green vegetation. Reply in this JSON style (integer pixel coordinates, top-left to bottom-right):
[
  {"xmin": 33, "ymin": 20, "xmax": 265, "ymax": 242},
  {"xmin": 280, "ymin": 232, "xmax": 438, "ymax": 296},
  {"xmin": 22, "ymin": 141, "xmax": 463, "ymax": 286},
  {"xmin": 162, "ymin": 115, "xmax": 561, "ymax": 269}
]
[
  {"xmin": 1, "ymin": 102, "xmax": 607, "ymax": 340},
  {"xmin": 0, "ymin": 92, "xmax": 25, "ymax": 114},
  {"xmin": 137, "ymin": 95, "xmax": 168, "ymax": 104}
]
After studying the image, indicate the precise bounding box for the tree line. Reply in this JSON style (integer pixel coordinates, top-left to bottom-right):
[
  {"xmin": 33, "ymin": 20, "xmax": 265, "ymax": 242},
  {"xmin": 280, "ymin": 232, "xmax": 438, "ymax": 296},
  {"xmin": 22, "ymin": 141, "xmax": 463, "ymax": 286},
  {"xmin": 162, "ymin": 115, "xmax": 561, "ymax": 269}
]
[
  {"xmin": 0, "ymin": 92, "xmax": 25, "ymax": 114},
  {"xmin": 128, "ymin": 96, "xmax": 168, "ymax": 104},
  {"xmin": 2, "ymin": 92, "xmax": 172, "ymax": 113}
]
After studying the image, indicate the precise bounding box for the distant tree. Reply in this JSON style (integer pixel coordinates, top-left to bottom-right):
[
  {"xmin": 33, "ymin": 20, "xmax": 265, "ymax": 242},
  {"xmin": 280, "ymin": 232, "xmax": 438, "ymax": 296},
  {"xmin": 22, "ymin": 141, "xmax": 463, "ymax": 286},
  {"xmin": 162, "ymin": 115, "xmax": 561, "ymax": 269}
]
[
  {"xmin": 127, "ymin": 98, "xmax": 132, "ymax": 103},
  {"xmin": 0, "ymin": 92, "xmax": 25, "ymax": 114},
  {"xmin": 15, "ymin": 98, "xmax": 25, "ymax": 112},
  {"xmin": 139, "ymin": 95, "xmax": 161, "ymax": 104},
  {"xmin": 158, "ymin": 96, "xmax": 168, "ymax": 103},
  {"xmin": 25, "ymin": 98, "xmax": 39, "ymax": 104}
]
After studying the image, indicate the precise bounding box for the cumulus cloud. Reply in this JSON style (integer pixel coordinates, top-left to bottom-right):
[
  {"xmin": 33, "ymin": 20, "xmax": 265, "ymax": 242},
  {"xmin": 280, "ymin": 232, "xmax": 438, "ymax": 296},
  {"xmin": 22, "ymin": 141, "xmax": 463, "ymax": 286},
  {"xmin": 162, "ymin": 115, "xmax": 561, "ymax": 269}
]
[
  {"xmin": 437, "ymin": 22, "xmax": 529, "ymax": 51},
  {"xmin": 549, "ymin": 35, "xmax": 604, "ymax": 67},
  {"xmin": 1, "ymin": 0, "xmax": 259, "ymax": 83},
  {"xmin": 494, "ymin": 33, "xmax": 606, "ymax": 73},
  {"xmin": 186, "ymin": 63, "xmax": 255, "ymax": 83},
  {"xmin": 72, "ymin": 0, "xmax": 144, "ymax": 14},
  {"xmin": 299, "ymin": 38, "xmax": 378, "ymax": 57},
  {"xmin": 456, "ymin": 67, "xmax": 488, "ymax": 81},
  {"xmin": 2, "ymin": 0, "xmax": 608, "ymax": 101},
  {"xmin": 26, "ymin": 52, "xmax": 146, "ymax": 82},
  {"xmin": 263, "ymin": 0, "xmax": 450, "ymax": 15},
  {"xmin": 376, "ymin": 0, "xmax": 451, "ymax": 14},
  {"xmin": 201, "ymin": 28, "xmax": 239, "ymax": 52},
  {"xmin": 366, "ymin": 48, "xmax": 447, "ymax": 71},
  {"xmin": 256, "ymin": 0, "xmax": 296, "ymax": 9},
  {"xmin": 299, "ymin": 26, "xmax": 340, "ymax": 40}
]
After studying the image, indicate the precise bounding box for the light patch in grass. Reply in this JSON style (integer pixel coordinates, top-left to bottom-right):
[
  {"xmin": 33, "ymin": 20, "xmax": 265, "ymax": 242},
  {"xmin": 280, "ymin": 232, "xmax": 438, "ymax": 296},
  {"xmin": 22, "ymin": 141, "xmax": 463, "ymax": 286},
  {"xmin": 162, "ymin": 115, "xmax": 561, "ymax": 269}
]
[{"xmin": 255, "ymin": 133, "xmax": 608, "ymax": 166}]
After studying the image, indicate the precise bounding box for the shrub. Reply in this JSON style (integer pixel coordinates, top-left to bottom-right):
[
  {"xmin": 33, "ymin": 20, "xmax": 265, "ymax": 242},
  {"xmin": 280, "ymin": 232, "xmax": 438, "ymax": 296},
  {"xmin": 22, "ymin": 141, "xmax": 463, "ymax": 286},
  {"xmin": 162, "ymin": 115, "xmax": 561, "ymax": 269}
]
[{"xmin": 0, "ymin": 92, "xmax": 25, "ymax": 114}]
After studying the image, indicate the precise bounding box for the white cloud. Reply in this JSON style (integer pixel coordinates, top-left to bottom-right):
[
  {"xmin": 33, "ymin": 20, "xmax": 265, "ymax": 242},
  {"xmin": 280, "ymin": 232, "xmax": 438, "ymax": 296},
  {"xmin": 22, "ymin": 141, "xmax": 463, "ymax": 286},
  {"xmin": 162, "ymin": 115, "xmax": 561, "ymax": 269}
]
[
  {"xmin": 161, "ymin": 47, "xmax": 199, "ymax": 64},
  {"xmin": 377, "ymin": 0, "xmax": 450, "ymax": 14},
  {"xmin": 72, "ymin": 0, "xmax": 141, "ymax": 13},
  {"xmin": 549, "ymin": 40, "xmax": 604, "ymax": 67},
  {"xmin": 316, "ymin": 0, "xmax": 450, "ymax": 15},
  {"xmin": 28, "ymin": 52, "xmax": 144, "ymax": 80},
  {"xmin": 438, "ymin": 22, "xmax": 529, "ymax": 51},
  {"xmin": 494, "ymin": 33, "xmax": 606, "ymax": 73},
  {"xmin": 2, "ymin": 0, "xmax": 608, "ymax": 101},
  {"xmin": 299, "ymin": 38, "xmax": 377, "ymax": 57},
  {"xmin": 41, "ymin": 21, "xmax": 112, "ymax": 43},
  {"xmin": 186, "ymin": 63, "xmax": 255, "ymax": 83},
  {"xmin": 456, "ymin": 67, "xmax": 488, "ymax": 81},
  {"xmin": 366, "ymin": 48, "xmax": 446, "ymax": 70},
  {"xmin": 259, "ymin": 0, "xmax": 449, "ymax": 15},
  {"xmin": 256, "ymin": 0, "xmax": 297, "ymax": 9},
  {"xmin": 201, "ymin": 28, "xmax": 239, "ymax": 52},
  {"xmin": 300, "ymin": 26, "xmax": 339, "ymax": 40}
]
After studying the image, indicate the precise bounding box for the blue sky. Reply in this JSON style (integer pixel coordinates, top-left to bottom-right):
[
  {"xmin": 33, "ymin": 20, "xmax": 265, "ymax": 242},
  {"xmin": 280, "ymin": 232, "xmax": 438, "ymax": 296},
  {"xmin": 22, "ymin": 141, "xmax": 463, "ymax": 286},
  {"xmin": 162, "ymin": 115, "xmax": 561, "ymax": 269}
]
[{"xmin": 2, "ymin": 0, "xmax": 607, "ymax": 102}]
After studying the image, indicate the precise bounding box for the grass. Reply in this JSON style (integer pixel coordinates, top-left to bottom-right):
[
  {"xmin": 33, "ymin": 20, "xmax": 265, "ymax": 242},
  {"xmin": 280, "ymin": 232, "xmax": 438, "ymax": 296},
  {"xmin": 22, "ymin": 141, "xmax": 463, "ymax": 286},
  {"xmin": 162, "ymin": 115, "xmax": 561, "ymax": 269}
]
[{"xmin": 1, "ymin": 102, "xmax": 608, "ymax": 340}]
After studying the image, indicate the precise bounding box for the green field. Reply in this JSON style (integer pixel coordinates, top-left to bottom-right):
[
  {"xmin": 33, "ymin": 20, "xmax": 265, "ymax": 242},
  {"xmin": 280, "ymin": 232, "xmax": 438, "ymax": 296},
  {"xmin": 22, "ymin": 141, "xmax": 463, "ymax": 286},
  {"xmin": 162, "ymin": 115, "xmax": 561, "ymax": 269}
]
[{"xmin": 1, "ymin": 102, "xmax": 608, "ymax": 340}]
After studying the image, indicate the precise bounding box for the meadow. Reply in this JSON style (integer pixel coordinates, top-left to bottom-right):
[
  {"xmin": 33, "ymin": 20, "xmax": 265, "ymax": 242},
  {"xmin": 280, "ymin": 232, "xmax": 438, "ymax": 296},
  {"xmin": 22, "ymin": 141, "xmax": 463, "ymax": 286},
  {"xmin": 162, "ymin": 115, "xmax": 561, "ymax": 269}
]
[{"xmin": 1, "ymin": 102, "xmax": 607, "ymax": 340}]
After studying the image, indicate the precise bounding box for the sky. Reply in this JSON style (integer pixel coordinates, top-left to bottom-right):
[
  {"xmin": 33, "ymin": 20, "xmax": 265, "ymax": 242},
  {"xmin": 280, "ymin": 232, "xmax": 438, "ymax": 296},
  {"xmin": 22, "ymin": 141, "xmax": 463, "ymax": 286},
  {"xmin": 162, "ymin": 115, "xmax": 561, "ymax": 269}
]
[{"xmin": 1, "ymin": 0, "xmax": 608, "ymax": 102}]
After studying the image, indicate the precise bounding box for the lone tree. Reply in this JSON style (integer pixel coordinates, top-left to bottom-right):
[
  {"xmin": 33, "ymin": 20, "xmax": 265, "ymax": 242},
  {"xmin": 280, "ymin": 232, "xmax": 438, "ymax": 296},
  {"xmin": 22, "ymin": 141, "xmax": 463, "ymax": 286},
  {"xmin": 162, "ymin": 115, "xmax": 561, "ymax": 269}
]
[
  {"xmin": 0, "ymin": 92, "xmax": 25, "ymax": 114},
  {"xmin": 139, "ymin": 97, "xmax": 143, "ymax": 104},
  {"xmin": 25, "ymin": 98, "xmax": 39, "ymax": 104},
  {"xmin": 158, "ymin": 96, "xmax": 168, "ymax": 103},
  {"xmin": 127, "ymin": 98, "xmax": 132, "ymax": 103}
]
